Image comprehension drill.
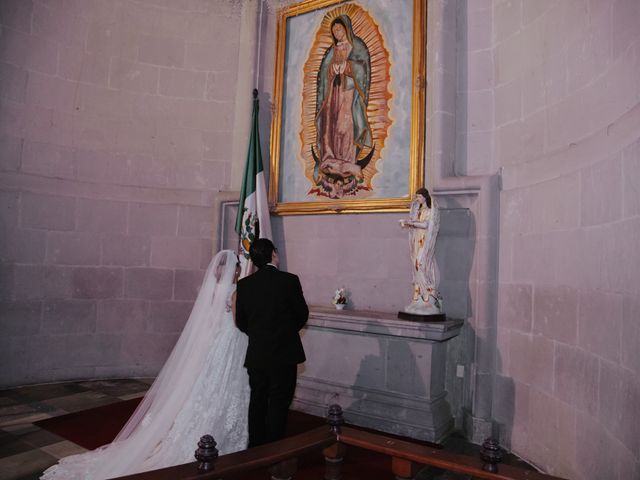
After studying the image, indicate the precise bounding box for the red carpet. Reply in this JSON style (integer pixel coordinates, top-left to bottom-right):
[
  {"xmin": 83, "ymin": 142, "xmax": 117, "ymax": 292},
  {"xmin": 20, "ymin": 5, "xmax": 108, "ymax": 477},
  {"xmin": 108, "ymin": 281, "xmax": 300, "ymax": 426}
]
[
  {"xmin": 35, "ymin": 399, "xmax": 411, "ymax": 479},
  {"xmin": 35, "ymin": 398, "xmax": 143, "ymax": 450}
]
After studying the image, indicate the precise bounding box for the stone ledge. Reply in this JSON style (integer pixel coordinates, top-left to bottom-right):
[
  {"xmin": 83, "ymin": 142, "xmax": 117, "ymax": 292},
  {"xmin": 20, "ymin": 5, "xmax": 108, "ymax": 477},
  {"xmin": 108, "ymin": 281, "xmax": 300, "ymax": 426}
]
[{"xmin": 308, "ymin": 305, "xmax": 464, "ymax": 342}]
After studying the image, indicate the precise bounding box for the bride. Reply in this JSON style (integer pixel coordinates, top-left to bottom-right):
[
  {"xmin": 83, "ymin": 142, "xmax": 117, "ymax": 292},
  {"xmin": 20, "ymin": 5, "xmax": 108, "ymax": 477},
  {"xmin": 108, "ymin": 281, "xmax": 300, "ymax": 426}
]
[{"xmin": 41, "ymin": 250, "xmax": 249, "ymax": 479}]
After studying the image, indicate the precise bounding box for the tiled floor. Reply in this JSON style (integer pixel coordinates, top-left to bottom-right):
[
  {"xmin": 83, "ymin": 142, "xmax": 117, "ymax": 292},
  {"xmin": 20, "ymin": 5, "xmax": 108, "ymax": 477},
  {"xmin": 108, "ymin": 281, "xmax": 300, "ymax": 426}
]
[{"xmin": 0, "ymin": 379, "xmax": 152, "ymax": 480}]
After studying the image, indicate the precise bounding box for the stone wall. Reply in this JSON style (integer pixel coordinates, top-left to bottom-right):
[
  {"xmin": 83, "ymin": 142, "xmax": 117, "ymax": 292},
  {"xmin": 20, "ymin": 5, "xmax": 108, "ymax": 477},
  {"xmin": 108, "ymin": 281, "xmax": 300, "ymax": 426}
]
[
  {"xmin": 486, "ymin": 1, "xmax": 640, "ymax": 478},
  {"xmin": 0, "ymin": 0, "xmax": 245, "ymax": 386}
]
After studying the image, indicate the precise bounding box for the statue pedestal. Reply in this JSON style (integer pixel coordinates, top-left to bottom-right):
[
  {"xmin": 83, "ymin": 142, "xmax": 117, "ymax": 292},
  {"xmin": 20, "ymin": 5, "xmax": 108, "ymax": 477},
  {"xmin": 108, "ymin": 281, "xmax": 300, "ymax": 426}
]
[
  {"xmin": 293, "ymin": 306, "xmax": 464, "ymax": 442},
  {"xmin": 397, "ymin": 311, "xmax": 446, "ymax": 322}
]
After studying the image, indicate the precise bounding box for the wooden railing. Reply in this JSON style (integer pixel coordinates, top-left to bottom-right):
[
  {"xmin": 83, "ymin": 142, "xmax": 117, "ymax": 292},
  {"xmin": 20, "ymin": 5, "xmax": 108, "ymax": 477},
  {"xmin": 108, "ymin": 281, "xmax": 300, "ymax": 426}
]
[{"xmin": 116, "ymin": 405, "xmax": 567, "ymax": 480}]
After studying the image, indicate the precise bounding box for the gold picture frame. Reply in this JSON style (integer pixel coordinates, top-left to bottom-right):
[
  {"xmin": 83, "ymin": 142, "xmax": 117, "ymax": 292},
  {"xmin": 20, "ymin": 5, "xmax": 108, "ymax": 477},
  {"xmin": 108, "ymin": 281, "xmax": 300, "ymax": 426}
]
[{"xmin": 269, "ymin": 0, "xmax": 426, "ymax": 215}]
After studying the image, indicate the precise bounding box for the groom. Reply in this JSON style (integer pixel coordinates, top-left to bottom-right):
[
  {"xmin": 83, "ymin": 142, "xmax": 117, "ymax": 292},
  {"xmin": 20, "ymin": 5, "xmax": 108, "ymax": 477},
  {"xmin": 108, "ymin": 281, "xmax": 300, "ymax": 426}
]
[{"xmin": 235, "ymin": 238, "xmax": 309, "ymax": 448}]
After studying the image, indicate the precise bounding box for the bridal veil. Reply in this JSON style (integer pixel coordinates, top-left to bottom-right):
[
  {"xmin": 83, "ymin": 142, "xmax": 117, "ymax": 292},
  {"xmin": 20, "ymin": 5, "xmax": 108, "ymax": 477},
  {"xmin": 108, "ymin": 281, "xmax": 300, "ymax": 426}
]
[{"xmin": 42, "ymin": 250, "xmax": 241, "ymax": 479}]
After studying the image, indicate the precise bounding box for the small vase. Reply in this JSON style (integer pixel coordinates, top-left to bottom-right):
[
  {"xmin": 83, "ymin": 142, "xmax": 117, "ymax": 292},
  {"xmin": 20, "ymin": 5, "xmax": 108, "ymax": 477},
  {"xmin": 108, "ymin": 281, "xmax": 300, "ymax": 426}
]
[{"xmin": 335, "ymin": 304, "xmax": 346, "ymax": 310}]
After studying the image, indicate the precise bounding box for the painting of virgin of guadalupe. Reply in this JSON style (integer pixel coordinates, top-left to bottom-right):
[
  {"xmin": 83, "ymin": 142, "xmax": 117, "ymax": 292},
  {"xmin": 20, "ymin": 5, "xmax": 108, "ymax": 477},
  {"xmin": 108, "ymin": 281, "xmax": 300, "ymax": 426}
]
[
  {"xmin": 300, "ymin": 4, "xmax": 392, "ymax": 199},
  {"xmin": 270, "ymin": 0, "xmax": 425, "ymax": 214}
]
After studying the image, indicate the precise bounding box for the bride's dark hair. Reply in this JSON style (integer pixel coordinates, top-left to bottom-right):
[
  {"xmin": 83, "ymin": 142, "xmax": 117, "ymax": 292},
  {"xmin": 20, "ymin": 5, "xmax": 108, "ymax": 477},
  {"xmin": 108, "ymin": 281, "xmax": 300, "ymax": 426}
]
[{"xmin": 213, "ymin": 251, "xmax": 238, "ymax": 281}]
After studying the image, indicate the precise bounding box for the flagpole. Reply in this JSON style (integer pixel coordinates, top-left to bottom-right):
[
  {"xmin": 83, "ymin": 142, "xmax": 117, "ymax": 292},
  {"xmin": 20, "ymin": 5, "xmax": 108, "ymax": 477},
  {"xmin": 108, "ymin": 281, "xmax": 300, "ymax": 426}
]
[
  {"xmin": 255, "ymin": 0, "xmax": 263, "ymax": 90},
  {"xmin": 235, "ymin": 88, "xmax": 271, "ymax": 278},
  {"xmin": 236, "ymin": 88, "xmax": 260, "ymax": 261},
  {"xmin": 237, "ymin": 0, "xmax": 265, "ymax": 268}
]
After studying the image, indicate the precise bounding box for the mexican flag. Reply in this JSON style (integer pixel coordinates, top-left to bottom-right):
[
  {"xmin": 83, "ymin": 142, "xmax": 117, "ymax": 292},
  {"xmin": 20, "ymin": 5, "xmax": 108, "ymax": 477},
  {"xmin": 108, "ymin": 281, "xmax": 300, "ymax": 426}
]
[{"xmin": 235, "ymin": 89, "xmax": 272, "ymax": 277}]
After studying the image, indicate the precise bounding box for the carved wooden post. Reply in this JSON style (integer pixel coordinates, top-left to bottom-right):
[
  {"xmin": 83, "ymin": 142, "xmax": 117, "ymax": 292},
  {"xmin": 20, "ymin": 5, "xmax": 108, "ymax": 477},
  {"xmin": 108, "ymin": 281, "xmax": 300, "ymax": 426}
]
[
  {"xmin": 269, "ymin": 457, "xmax": 297, "ymax": 480},
  {"xmin": 391, "ymin": 456, "xmax": 419, "ymax": 480},
  {"xmin": 327, "ymin": 404, "xmax": 344, "ymax": 434},
  {"xmin": 324, "ymin": 404, "xmax": 346, "ymax": 480},
  {"xmin": 480, "ymin": 438, "xmax": 503, "ymax": 473},
  {"xmin": 195, "ymin": 435, "xmax": 218, "ymax": 473}
]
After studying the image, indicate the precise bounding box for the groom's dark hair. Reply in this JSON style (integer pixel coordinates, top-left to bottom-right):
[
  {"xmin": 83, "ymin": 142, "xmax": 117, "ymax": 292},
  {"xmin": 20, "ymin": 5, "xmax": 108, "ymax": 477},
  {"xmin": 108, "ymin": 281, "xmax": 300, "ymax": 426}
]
[{"xmin": 249, "ymin": 238, "xmax": 275, "ymax": 268}]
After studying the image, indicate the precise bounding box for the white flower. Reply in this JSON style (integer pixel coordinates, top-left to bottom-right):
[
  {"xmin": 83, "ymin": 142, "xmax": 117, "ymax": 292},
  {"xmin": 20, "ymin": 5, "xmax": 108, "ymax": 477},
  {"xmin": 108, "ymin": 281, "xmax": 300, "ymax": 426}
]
[{"xmin": 332, "ymin": 288, "xmax": 347, "ymax": 305}]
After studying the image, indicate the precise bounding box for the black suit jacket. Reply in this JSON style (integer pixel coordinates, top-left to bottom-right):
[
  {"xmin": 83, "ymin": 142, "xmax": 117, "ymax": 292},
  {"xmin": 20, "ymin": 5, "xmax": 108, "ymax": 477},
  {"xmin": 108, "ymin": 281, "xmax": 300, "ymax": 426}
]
[{"xmin": 235, "ymin": 265, "xmax": 309, "ymax": 368}]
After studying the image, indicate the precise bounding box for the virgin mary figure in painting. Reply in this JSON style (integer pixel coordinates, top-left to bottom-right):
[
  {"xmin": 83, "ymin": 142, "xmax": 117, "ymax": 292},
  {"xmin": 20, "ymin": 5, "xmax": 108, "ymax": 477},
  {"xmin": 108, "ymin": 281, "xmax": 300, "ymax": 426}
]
[
  {"xmin": 399, "ymin": 188, "xmax": 443, "ymax": 315},
  {"xmin": 313, "ymin": 14, "xmax": 373, "ymax": 199}
]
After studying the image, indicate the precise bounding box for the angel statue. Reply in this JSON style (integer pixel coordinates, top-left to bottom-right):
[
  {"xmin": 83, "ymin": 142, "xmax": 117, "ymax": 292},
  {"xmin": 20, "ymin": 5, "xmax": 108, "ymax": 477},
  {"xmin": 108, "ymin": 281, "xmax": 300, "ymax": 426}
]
[{"xmin": 399, "ymin": 188, "xmax": 443, "ymax": 315}]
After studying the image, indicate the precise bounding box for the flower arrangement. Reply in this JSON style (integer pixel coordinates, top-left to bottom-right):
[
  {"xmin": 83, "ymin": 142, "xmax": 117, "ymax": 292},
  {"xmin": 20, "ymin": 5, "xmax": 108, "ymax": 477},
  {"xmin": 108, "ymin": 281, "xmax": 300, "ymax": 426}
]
[{"xmin": 331, "ymin": 288, "xmax": 348, "ymax": 306}]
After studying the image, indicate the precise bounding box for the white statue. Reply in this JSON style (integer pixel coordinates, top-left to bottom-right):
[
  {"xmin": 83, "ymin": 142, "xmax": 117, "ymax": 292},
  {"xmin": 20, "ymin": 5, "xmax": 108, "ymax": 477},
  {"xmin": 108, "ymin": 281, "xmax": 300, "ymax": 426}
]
[{"xmin": 399, "ymin": 188, "xmax": 443, "ymax": 315}]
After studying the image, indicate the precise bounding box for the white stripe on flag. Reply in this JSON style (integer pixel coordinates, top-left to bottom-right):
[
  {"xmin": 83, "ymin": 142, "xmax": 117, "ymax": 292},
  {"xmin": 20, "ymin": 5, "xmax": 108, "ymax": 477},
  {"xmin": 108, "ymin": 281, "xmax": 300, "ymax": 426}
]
[{"xmin": 255, "ymin": 170, "xmax": 271, "ymax": 240}]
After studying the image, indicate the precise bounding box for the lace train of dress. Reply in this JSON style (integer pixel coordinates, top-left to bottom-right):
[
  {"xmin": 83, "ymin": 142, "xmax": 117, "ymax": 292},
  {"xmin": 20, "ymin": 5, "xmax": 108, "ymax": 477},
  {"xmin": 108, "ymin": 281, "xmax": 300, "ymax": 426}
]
[{"xmin": 41, "ymin": 251, "xmax": 249, "ymax": 479}]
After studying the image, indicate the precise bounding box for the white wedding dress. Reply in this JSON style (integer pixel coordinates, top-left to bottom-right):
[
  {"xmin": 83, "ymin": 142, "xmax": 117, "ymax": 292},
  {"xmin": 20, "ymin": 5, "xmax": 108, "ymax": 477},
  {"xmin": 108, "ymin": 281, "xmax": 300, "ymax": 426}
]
[{"xmin": 41, "ymin": 250, "xmax": 249, "ymax": 479}]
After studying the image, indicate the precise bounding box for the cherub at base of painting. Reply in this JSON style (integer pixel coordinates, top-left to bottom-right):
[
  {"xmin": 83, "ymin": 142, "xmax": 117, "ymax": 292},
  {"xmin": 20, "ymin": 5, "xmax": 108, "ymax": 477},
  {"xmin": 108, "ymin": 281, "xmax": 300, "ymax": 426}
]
[{"xmin": 309, "ymin": 145, "xmax": 375, "ymax": 199}]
